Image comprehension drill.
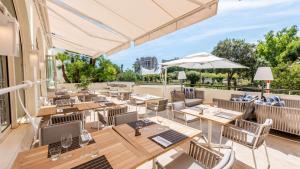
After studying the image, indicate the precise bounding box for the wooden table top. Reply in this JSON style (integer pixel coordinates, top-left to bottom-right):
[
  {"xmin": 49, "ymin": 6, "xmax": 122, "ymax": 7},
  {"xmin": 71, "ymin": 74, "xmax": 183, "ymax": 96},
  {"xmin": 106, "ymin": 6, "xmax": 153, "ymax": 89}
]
[
  {"xmin": 113, "ymin": 116, "xmax": 201, "ymax": 160},
  {"xmin": 12, "ymin": 128, "xmax": 148, "ymax": 169},
  {"xmin": 37, "ymin": 102, "xmax": 105, "ymax": 117},
  {"xmin": 180, "ymin": 105, "xmax": 243, "ymax": 125},
  {"xmin": 130, "ymin": 94, "xmax": 163, "ymax": 101},
  {"xmin": 48, "ymin": 92, "xmax": 90, "ymax": 99}
]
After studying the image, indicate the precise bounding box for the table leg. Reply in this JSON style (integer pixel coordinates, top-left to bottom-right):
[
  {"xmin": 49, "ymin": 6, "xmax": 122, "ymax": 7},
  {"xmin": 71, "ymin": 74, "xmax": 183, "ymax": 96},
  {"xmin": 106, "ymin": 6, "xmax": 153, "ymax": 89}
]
[
  {"xmin": 207, "ymin": 120, "xmax": 212, "ymax": 147},
  {"xmin": 152, "ymin": 157, "xmax": 157, "ymax": 169}
]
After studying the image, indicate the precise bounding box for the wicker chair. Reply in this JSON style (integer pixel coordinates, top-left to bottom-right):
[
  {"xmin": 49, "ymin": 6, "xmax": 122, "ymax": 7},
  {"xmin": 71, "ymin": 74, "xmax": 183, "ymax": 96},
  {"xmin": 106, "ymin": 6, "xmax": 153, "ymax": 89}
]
[
  {"xmin": 156, "ymin": 141, "xmax": 235, "ymax": 169},
  {"xmin": 97, "ymin": 106, "xmax": 128, "ymax": 130},
  {"xmin": 221, "ymin": 119, "xmax": 272, "ymax": 169},
  {"xmin": 50, "ymin": 112, "xmax": 84, "ymax": 126},
  {"xmin": 255, "ymin": 104, "xmax": 300, "ymax": 136},
  {"xmin": 146, "ymin": 99, "xmax": 168, "ymax": 116},
  {"xmin": 41, "ymin": 121, "xmax": 82, "ymax": 146},
  {"xmin": 171, "ymin": 90, "xmax": 204, "ymax": 107},
  {"xmin": 117, "ymin": 92, "xmax": 131, "ymax": 101},
  {"xmin": 114, "ymin": 111, "xmax": 138, "ymax": 126},
  {"xmin": 53, "ymin": 95, "xmax": 71, "ymax": 104},
  {"xmin": 213, "ymin": 98, "xmax": 257, "ymax": 120},
  {"xmin": 55, "ymin": 98, "xmax": 75, "ymax": 107},
  {"xmin": 172, "ymin": 101, "xmax": 199, "ymax": 125}
]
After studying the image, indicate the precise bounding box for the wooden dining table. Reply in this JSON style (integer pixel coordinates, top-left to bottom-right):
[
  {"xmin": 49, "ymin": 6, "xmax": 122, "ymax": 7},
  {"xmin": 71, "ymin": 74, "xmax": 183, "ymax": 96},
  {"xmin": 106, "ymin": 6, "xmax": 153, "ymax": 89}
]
[
  {"xmin": 12, "ymin": 128, "xmax": 148, "ymax": 169},
  {"xmin": 180, "ymin": 104, "xmax": 243, "ymax": 148},
  {"xmin": 37, "ymin": 102, "xmax": 106, "ymax": 117},
  {"xmin": 12, "ymin": 117, "xmax": 201, "ymax": 169},
  {"xmin": 113, "ymin": 116, "xmax": 201, "ymax": 162}
]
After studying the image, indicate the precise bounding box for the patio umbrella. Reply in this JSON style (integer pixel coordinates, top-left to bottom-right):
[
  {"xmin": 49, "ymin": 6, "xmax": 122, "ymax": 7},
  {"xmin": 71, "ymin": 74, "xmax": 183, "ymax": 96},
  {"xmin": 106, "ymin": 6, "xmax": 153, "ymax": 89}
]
[
  {"xmin": 161, "ymin": 52, "xmax": 247, "ymax": 69},
  {"xmin": 161, "ymin": 52, "xmax": 247, "ymax": 96}
]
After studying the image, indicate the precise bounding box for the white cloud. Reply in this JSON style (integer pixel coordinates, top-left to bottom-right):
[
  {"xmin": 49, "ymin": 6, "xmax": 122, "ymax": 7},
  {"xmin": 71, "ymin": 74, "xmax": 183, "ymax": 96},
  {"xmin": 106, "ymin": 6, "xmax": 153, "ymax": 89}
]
[
  {"xmin": 267, "ymin": 8, "xmax": 300, "ymax": 17},
  {"xmin": 219, "ymin": 0, "xmax": 297, "ymax": 13},
  {"xmin": 183, "ymin": 24, "xmax": 272, "ymax": 43}
]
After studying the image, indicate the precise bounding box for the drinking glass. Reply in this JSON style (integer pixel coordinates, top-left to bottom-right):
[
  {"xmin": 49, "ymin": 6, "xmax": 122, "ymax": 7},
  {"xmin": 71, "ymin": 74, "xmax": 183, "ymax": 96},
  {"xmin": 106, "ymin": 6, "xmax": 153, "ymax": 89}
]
[
  {"xmin": 49, "ymin": 147, "xmax": 61, "ymax": 161},
  {"xmin": 61, "ymin": 134, "xmax": 72, "ymax": 158},
  {"xmin": 79, "ymin": 130, "xmax": 90, "ymax": 158},
  {"xmin": 91, "ymin": 142, "xmax": 100, "ymax": 158}
]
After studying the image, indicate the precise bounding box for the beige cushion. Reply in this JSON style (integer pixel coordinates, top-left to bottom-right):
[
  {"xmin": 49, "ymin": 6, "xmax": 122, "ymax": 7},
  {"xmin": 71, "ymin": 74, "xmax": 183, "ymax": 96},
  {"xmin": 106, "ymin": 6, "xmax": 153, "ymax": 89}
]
[
  {"xmin": 185, "ymin": 99, "xmax": 203, "ymax": 107},
  {"xmin": 164, "ymin": 153, "xmax": 204, "ymax": 169}
]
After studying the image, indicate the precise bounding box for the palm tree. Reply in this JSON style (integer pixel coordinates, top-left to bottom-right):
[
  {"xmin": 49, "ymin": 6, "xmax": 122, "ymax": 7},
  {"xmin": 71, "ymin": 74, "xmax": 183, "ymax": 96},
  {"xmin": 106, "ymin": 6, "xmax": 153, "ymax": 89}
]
[{"xmin": 55, "ymin": 52, "xmax": 70, "ymax": 83}]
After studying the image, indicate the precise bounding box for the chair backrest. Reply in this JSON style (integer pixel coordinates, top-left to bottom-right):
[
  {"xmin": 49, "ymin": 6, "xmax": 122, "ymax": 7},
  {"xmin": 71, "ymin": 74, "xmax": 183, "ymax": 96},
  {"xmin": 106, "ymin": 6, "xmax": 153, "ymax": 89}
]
[
  {"xmin": 41, "ymin": 121, "xmax": 82, "ymax": 146},
  {"xmin": 92, "ymin": 96, "xmax": 107, "ymax": 102},
  {"xmin": 172, "ymin": 101, "xmax": 185, "ymax": 111},
  {"xmin": 115, "ymin": 111, "xmax": 138, "ymax": 126},
  {"xmin": 157, "ymin": 99, "xmax": 168, "ymax": 112},
  {"xmin": 50, "ymin": 112, "xmax": 83, "ymax": 125},
  {"xmin": 85, "ymin": 94, "xmax": 98, "ymax": 102},
  {"xmin": 120, "ymin": 92, "xmax": 130, "ymax": 100},
  {"xmin": 242, "ymin": 98, "xmax": 257, "ymax": 119},
  {"xmin": 254, "ymin": 119, "xmax": 273, "ymax": 148},
  {"xmin": 107, "ymin": 106, "xmax": 128, "ymax": 125},
  {"xmin": 188, "ymin": 141, "xmax": 222, "ymax": 169},
  {"xmin": 55, "ymin": 98, "xmax": 74, "ymax": 107},
  {"xmin": 170, "ymin": 91, "xmax": 185, "ymax": 102}
]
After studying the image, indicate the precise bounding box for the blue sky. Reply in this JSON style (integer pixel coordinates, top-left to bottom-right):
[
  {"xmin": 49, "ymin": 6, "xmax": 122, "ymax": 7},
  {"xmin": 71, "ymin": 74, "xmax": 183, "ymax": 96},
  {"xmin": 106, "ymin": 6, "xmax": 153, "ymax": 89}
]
[{"xmin": 108, "ymin": 0, "xmax": 300, "ymax": 70}]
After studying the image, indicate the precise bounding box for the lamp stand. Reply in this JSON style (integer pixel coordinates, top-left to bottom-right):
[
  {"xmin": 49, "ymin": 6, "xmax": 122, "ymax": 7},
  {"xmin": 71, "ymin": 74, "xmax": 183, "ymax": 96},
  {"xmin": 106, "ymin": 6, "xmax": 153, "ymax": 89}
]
[{"xmin": 180, "ymin": 80, "xmax": 184, "ymax": 92}]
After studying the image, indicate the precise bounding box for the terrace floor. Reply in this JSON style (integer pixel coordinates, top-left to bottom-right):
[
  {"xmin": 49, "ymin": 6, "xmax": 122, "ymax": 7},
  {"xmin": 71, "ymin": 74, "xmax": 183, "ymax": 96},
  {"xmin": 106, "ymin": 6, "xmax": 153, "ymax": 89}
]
[{"xmin": 85, "ymin": 104, "xmax": 300, "ymax": 169}]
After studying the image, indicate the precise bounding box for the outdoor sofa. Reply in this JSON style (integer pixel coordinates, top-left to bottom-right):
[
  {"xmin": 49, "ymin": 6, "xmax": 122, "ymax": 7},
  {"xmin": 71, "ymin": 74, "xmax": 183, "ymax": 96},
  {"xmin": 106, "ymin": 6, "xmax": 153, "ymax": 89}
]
[
  {"xmin": 213, "ymin": 94, "xmax": 300, "ymax": 136},
  {"xmin": 170, "ymin": 88, "xmax": 204, "ymax": 107}
]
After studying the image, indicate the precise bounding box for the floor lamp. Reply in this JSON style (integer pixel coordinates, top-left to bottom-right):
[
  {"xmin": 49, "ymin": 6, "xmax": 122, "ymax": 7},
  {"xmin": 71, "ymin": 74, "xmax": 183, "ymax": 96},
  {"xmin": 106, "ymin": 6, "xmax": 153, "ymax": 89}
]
[
  {"xmin": 254, "ymin": 67, "xmax": 273, "ymax": 99},
  {"xmin": 178, "ymin": 71, "xmax": 186, "ymax": 92}
]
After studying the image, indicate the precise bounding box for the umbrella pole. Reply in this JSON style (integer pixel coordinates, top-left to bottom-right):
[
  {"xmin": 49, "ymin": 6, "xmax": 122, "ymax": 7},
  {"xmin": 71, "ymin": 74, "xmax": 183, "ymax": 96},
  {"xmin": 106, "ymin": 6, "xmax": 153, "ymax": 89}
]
[{"xmin": 163, "ymin": 67, "xmax": 167, "ymax": 98}]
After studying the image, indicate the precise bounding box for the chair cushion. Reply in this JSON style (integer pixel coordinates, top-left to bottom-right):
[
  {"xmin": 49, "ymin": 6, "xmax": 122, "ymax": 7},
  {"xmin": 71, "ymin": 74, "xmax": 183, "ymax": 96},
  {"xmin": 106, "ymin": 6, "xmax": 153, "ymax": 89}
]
[
  {"xmin": 172, "ymin": 101, "xmax": 185, "ymax": 111},
  {"xmin": 164, "ymin": 153, "xmax": 204, "ymax": 169},
  {"xmin": 174, "ymin": 112, "xmax": 199, "ymax": 123},
  {"xmin": 185, "ymin": 99, "xmax": 203, "ymax": 107},
  {"xmin": 184, "ymin": 88, "xmax": 195, "ymax": 99}
]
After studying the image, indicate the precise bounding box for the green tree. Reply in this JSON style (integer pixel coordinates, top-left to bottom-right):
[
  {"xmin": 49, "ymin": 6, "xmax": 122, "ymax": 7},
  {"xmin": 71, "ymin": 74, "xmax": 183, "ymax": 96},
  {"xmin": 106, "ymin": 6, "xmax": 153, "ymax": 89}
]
[
  {"xmin": 55, "ymin": 52, "xmax": 70, "ymax": 83},
  {"xmin": 212, "ymin": 39, "xmax": 256, "ymax": 89},
  {"xmin": 278, "ymin": 39, "xmax": 300, "ymax": 63},
  {"xmin": 95, "ymin": 57, "xmax": 118, "ymax": 82},
  {"xmin": 186, "ymin": 71, "xmax": 200, "ymax": 86},
  {"xmin": 256, "ymin": 25, "xmax": 298, "ymax": 66},
  {"xmin": 272, "ymin": 63, "xmax": 300, "ymax": 90},
  {"xmin": 117, "ymin": 69, "xmax": 138, "ymax": 82}
]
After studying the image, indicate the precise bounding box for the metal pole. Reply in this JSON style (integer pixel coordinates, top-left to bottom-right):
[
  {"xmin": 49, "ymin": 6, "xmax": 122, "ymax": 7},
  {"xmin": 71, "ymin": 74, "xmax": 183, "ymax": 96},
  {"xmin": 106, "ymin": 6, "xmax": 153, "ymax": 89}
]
[{"xmin": 163, "ymin": 67, "xmax": 167, "ymax": 98}]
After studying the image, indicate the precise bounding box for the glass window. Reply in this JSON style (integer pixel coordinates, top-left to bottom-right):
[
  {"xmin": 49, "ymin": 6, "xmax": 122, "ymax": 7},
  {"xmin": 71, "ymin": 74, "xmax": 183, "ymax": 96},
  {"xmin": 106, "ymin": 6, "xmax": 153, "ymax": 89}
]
[{"xmin": 0, "ymin": 56, "xmax": 11, "ymax": 133}]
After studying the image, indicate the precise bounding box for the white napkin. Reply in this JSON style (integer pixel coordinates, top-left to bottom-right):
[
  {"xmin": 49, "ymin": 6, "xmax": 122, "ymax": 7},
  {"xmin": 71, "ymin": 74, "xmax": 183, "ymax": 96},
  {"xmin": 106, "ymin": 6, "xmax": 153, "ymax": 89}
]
[
  {"xmin": 152, "ymin": 136, "xmax": 172, "ymax": 147},
  {"xmin": 56, "ymin": 109, "xmax": 63, "ymax": 113},
  {"xmin": 81, "ymin": 133, "xmax": 92, "ymax": 142}
]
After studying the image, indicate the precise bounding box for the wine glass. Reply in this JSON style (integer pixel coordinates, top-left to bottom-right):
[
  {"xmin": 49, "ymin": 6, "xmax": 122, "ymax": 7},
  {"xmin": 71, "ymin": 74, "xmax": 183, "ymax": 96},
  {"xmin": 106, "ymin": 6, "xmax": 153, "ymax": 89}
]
[
  {"xmin": 49, "ymin": 147, "xmax": 61, "ymax": 161},
  {"xmin": 61, "ymin": 134, "xmax": 72, "ymax": 158},
  {"xmin": 79, "ymin": 130, "xmax": 90, "ymax": 158}
]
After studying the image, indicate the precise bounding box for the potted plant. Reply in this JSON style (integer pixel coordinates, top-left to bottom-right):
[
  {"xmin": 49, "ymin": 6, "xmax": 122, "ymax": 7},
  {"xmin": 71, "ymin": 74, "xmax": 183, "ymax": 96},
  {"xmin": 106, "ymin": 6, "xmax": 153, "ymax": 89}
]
[{"xmin": 76, "ymin": 75, "xmax": 91, "ymax": 92}]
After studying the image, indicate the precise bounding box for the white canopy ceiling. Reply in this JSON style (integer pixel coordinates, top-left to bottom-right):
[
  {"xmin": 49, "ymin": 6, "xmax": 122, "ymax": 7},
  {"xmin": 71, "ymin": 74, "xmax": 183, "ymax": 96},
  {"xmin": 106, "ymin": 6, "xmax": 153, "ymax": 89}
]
[
  {"xmin": 44, "ymin": 0, "xmax": 218, "ymax": 58},
  {"xmin": 161, "ymin": 52, "xmax": 248, "ymax": 69}
]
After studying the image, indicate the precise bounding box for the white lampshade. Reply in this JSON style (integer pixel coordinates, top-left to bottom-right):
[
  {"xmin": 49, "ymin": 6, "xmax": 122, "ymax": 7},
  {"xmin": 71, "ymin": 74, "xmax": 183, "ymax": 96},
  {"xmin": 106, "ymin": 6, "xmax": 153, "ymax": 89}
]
[
  {"xmin": 178, "ymin": 71, "xmax": 186, "ymax": 80},
  {"xmin": 254, "ymin": 67, "xmax": 273, "ymax": 81}
]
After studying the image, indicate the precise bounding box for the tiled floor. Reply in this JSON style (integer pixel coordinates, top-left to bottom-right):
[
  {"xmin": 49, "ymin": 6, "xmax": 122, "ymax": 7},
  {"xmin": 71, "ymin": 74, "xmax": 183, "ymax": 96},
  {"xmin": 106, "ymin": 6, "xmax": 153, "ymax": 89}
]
[{"xmin": 85, "ymin": 103, "xmax": 300, "ymax": 169}]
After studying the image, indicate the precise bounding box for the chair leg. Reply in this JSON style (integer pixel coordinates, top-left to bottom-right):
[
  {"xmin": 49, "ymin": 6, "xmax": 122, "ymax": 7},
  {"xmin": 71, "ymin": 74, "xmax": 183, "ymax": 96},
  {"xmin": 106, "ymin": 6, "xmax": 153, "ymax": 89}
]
[
  {"xmin": 252, "ymin": 149, "xmax": 258, "ymax": 169},
  {"xmin": 219, "ymin": 125, "xmax": 224, "ymax": 152},
  {"xmin": 264, "ymin": 142, "xmax": 270, "ymax": 169}
]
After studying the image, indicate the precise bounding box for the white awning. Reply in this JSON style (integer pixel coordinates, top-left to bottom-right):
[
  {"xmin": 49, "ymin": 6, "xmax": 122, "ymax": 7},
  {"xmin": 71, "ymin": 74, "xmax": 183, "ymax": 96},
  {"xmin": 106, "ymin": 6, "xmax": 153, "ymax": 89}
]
[{"xmin": 43, "ymin": 0, "xmax": 218, "ymax": 58}]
